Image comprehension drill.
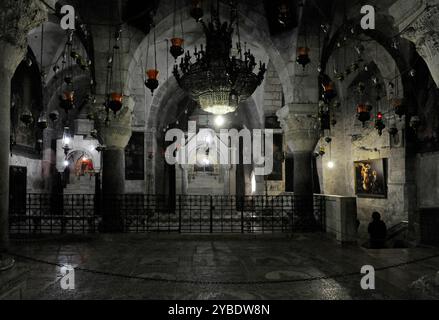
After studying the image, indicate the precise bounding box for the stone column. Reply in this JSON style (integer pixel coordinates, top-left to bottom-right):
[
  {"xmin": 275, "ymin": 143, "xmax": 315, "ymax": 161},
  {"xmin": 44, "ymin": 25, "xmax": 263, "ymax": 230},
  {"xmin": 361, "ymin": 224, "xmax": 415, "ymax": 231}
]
[
  {"xmin": 178, "ymin": 165, "xmax": 189, "ymax": 195},
  {"xmin": 95, "ymin": 98, "xmax": 134, "ymax": 232},
  {"xmin": 0, "ymin": 0, "xmax": 47, "ymax": 270},
  {"xmin": 390, "ymin": 0, "xmax": 439, "ymax": 87},
  {"xmin": 277, "ymin": 103, "xmax": 320, "ymax": 229}
]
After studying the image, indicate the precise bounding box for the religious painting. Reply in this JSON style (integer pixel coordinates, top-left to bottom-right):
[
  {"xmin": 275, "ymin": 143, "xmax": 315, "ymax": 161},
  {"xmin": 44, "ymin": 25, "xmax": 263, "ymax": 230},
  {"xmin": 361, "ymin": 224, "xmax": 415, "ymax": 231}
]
[
  {"xmin": 125, "ymin": 132, "xmax": 145, "ymax": 180},
  {"xmin": 354, "ymin": 159, "xmax": 387, "ymax": 198},
  {"xmin": 265, "ymin": 134, "xmax": 284, "ymax": 181}
]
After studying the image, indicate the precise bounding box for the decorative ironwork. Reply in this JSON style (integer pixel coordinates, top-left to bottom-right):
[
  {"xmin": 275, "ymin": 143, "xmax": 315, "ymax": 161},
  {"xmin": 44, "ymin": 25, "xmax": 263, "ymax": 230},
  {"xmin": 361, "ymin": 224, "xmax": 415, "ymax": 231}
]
[
  {"xmin": 173, "ymin": 1, "xmax": 266, "ymax": 115},
  {"xmin": 9, "ymin": 194, "xmax": 326, "ymax": 235}
]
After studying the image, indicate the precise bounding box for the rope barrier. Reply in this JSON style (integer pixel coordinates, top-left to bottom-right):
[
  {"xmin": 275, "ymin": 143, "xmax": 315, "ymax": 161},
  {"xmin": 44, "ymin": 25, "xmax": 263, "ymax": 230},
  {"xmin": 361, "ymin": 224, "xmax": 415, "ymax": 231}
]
[{"xmin": 7, "ymin": 250, "xmax": 439, "ymax": 286}]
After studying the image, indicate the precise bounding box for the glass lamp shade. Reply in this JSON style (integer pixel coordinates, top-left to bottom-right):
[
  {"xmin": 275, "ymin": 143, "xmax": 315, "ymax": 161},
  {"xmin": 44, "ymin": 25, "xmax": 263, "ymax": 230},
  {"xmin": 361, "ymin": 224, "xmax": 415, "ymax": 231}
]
[
  {"xmin": 296, "ymin": 47, "xmax": 311, "ymax": 69},
  {"xmin": 322, "ymin": 82, "xmax": 337, "ymax": 101},
  {"xmin": 62, "ymin": 127, "xmax": 72, "ymax": 148},
  {"xmin": 19, "ymin": 109, "xmax": 34, "ymax": 126},
  {"xmin": 170, "ymin": 38, "xmax": 185, "ymax": 60},
  {"xmin": 357, "ymin": 103, "xmax": 372, "ymax": 125},
  {"xmin": 145, "ymin": 69, "xmax": 159, "ymax": 95},
  {"xmin": 37, "ymin": 113, "xmax": 48, "ymax": 130},
  {"xmin": 199, "ymin": 90, "xmax": 238, "ymax": 115},
  {"xmin": 190, "ymin": 0, "xmax": 204, "ymax": 21},
  {"xmin": 107, "ymin": 92, "xmax": 123, "ymax": 114},
  {"xmin": 60, "ymin": 91, "xmax": 75, "ymax": 113}
]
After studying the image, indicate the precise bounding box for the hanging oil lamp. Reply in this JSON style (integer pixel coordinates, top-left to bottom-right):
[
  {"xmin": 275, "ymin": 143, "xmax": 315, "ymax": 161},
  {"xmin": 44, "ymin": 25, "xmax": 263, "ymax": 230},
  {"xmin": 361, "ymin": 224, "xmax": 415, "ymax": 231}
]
[
  {"xmin": 389, "ymin": 119, "xmax": 398, "ymax": 136},
  {"xmin": 49, "ymin": 110, "xmax": 59, "ymax": 122},
  {"xmin": 190, "ymin": 0, "xmax": 204, "ymax": 22},
  {"xmin": 374, "ymin": 112, "xmax": 385, "ymax": 136},
  {"xmin": 145, "ymin": 26, "xmax": 159, "ymax": 95},
  {"xmin": 170, "ymin": 38, "xmax": 184, "ymax": 61},
  {"xmin": 391, "ymin": 98, "xmax": 406, "ymax": 118},
  {"xmin": 60, "ymin": 91, "xmax": 75, "ymax": 113},
  {"xmin": 357, "ymin": 103, "xmax": 372, "ymax": 127},
  {"xmin": 20, "ymin": 108, "xmax": 34, "ymax": 126},
  {"xmin": 145, "ymin": 69, "xmax": 159, "ymax": 95},
  {"xmin": 296, "ymin": 47, "xmax": 310, "ymax": 70},
  {"xmin": 107, "ymin": 92, "xmax": 123, "ymax": 114},
  {"xmin": 278, "ymin": 1, "xmax": 290, "ymax": 26},
  {"xmin": 410, "ymin": 115, "xmax": 421, "ymax": 131},
  {"xmin": 322, "ymin": 81, "xmax": 337, "ymax": 102},
  {"xmin": 62, "ymin": 127, "xmax": 72, "ymax": 156},
  {"xmin": 318, "ymin": 145, "xmax": 326, "ymax": 156},
  {"xmin": 37, "ymin": 112, "xmax": 48, "ymax": 130}
]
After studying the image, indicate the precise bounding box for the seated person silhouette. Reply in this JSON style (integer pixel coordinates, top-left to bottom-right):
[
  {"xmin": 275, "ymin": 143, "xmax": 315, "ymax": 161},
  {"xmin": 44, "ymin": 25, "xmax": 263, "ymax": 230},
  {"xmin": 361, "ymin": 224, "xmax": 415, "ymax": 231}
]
[{"xmin": 368, "ymin": 212, "xmax": 387, "ymax": 249}]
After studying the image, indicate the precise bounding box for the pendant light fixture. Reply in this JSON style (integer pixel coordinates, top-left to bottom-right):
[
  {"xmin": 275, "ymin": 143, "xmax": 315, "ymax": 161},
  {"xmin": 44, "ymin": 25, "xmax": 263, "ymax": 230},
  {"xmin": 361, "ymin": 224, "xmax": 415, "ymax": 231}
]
[
  {"xmin": 190, "ymin": 0, "xmax": 204, "ymax": 22},
  {"xmin": 170, "ymin": 0, "xmax": 185, "ymax": 61},
  {"xmin": 105, "ymin": 25, "xmax": 124, "ymax": 115},
  {"xmin": 59, "ymin": 30, "xmax": 76, "ymax": 113},
  {"xmin": 173, "ymin": 0, "xmax": 266, "ymax": 115},
  {"xmin": 145, "ymin": 26, "xmax": 159, "ymax": 95}
]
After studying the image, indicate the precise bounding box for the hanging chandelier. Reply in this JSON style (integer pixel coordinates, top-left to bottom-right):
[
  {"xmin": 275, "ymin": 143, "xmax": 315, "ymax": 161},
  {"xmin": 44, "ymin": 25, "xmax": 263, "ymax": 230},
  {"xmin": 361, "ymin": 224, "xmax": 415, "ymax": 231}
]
[{"xmin": 173, "ymin": 1, "xmax": 266, "ymax": 115}]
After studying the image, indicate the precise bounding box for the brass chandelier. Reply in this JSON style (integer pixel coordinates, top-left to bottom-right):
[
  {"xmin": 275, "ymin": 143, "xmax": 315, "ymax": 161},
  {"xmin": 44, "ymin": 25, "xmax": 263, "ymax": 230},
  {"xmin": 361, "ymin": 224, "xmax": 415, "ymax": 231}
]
[{"xmin": 173, "ymin": 0, "xmax": 266, "ymax": 115}]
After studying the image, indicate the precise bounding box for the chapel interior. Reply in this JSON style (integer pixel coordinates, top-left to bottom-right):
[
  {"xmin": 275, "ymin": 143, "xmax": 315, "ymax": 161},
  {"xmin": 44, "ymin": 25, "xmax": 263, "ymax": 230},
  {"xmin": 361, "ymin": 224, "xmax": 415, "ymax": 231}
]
[{"xmin": 0, "ymin": 0, "xmax": 439, "ymax": 300}]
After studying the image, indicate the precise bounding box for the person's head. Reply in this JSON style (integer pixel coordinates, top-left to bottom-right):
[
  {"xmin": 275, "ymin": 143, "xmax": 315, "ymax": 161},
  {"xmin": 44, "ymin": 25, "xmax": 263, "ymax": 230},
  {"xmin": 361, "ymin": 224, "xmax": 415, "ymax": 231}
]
[{"xmin": 372, "ymin": 211, "xmax": 381, "ymax": 221}]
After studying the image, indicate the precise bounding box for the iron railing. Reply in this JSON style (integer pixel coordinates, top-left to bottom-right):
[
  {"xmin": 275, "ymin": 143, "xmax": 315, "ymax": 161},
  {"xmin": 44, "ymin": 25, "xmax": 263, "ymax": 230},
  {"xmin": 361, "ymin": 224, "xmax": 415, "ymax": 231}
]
[{"xmin": 9, "ymin": 194, "xmax": 326, "ymax": 234}]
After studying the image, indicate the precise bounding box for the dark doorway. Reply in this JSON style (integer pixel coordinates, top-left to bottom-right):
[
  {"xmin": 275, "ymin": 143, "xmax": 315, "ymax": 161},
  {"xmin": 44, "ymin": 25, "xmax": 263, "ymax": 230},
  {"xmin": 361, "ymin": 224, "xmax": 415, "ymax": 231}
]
[{"xmin": 9, "ymin": 166, "xmax": 27, "ymax": 215}]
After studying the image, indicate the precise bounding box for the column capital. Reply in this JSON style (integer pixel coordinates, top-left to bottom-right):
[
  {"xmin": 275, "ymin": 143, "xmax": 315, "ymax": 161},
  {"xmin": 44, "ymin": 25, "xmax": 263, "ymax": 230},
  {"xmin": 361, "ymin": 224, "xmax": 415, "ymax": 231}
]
[
  {"xmin": 95, "ymin": 96, "xmax": 134, "ymax": 149},
  {"xmin": 0, "ymin": 0, "xmax": 47, "ymax": 47},
  {"xmin": 0, "ymin": 0, "xmax": 48, "ymax": 75},
  {"xmin": 390, "ymin": 0, "xmax": 439, "ymax": 86},
  {"xmin": 276, "ymin": 103, "xmax": 320, "ymax": 153}
]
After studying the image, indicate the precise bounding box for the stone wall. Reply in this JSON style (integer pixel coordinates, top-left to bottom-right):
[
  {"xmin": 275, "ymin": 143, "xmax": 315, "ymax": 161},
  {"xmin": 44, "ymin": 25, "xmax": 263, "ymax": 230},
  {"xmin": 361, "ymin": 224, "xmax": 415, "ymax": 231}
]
[
  {"xmin": 9, "ymin": 155, "xmax": 44, "ymax": 193},
  {"xmin": 321, "ymin": 45, "xmax": 411, "ymax": 235},
  {"xmin": 417, "ymin": 152, "xmax": 439, "ymax": 209},
  {"xmin": 264, "ymin": 62, "xmax": 284, "ymax": 116}
]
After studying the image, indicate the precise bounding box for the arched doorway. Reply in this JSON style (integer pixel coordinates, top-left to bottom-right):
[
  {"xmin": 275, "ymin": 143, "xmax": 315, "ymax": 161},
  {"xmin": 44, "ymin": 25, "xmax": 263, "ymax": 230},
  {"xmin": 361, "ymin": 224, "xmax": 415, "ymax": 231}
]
[{"xmin": 63, "ymin": 150, "xmax": 97, "ymax": 194}]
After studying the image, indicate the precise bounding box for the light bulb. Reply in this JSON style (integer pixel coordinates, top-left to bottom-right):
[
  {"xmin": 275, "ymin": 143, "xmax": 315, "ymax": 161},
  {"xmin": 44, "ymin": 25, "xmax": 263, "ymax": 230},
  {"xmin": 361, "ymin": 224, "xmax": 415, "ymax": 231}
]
[
  {"xmin": 214, "ymin": 115, "xmax": 225, "ymax": 127},
  {"xmin": 327, "ymin": 161, "xmax": 335, "ymax": 169},
  {"xmin": 63, "ymin": 160, "xmax": 69, "ymax": 167}
]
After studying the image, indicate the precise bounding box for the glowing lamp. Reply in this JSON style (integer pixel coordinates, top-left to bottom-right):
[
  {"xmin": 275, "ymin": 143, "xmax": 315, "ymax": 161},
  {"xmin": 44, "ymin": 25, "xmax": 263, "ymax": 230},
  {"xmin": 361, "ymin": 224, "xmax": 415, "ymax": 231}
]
[
  {"xmin": 296, "ymin": 47, "xmax": 310, "ymax": 70},
  {"xmin": 107, "ymin": 92, "xmax": 123, "ymax": 114},
  {"xmin": 357, "ymin": 103, "xmax": 372, "ymax": 126},
  {"xmin": 170, "ymin": 38, "xmax": 185, "ymax": 61},
  {"xmin": 145, "ymin": 69, "xmax": 159, "ymax": 95},
  {"xmin": 60, "ymin": 91, "xmax": 75, "ymax": 113},
  {"xmin": 322, "ymin": 82, "xmax": 337, "ymax": 101},
  {"xmin": 375, "ymin": 112, "xmax": 386, "ymax": 136}
]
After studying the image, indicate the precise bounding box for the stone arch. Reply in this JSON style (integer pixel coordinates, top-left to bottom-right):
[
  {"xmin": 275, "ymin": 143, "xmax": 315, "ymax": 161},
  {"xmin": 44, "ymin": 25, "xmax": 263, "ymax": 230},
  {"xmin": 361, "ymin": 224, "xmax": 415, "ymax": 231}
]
[{"xmin": 326, "ymin": 37, "xmax": 405, "ymax": 103}]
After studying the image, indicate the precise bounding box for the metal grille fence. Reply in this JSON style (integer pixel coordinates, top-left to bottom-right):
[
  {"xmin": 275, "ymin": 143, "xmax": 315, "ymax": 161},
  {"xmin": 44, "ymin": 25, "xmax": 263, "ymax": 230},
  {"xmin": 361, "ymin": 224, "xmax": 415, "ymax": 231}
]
[{"xmin": 9, "ymin": 194, "xmax": 326, "ymax": 234}]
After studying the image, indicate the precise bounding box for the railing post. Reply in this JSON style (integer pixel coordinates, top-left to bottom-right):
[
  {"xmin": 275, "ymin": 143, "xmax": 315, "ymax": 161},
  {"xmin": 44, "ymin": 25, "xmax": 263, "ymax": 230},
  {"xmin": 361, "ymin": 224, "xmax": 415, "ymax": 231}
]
[
  {"xmin": 210, "ymin": 195, "xmax": 213, "ymax": 233},
  {"xmin": 178, "ymin": 195, "xmax": 182, "ymax": 233},
  {"xmin": 241, "ymin": 196, "xmax": 244, "ymax": 234}
]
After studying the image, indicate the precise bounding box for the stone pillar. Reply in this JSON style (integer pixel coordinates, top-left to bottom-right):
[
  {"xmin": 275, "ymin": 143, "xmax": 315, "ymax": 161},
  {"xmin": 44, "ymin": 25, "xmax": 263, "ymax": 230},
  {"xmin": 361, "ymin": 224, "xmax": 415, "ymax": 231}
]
[
  {"xmin": 95, "ymin": 98, "xmax": 134, "ymax": 232},
  {"xmin": 0, "ymin": 0, "xmax": 47, "ymax": 269},
  {"xmin": 277, "ymin": 103, "xmax": 320, "ymax": 229},
  {"xmin": 390, "ymin": 0, "xmax": 439, "ymax": 87},
  {"xmin": 102, "ymin": 149, "xmax": 126, "ymax": 195},
  {"xmin": 179, "ymin": 165, "xmax": 189, "ymax": 195}
]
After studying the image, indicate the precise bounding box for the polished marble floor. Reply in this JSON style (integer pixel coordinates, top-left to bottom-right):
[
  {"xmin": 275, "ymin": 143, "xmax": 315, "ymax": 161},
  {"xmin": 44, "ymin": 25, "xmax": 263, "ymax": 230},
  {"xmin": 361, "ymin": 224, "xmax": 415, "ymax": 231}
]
[{"xmin": 2, "ymin": 234, "xmax": 439, "ymax": 300}]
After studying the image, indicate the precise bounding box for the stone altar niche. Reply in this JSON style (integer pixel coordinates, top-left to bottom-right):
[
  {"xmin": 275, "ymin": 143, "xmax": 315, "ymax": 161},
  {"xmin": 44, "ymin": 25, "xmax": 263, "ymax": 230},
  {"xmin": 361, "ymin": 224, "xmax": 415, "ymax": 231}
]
[{"xmin": 56, "ymin": 135, "xmax": 101, "ymax": 173}]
